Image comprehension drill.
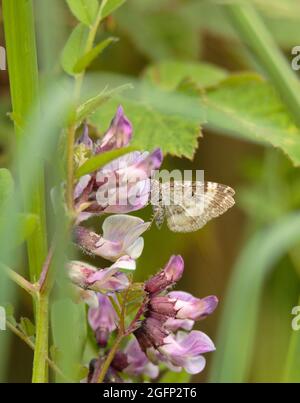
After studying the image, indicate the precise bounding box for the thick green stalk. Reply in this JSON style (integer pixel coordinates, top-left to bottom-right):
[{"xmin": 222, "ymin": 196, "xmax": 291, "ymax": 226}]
[
  {"xmin": 2, "ymin": 0, "xmax": 48, "ymax": 382},
  {"xmin": 2, "ymin": 0, "xmax": 47, "ymax": 280},
  {"xmin": 31, "ymin": 294, "xmax": 49, "ymax": 383},
  {"xmin": 223, "ymin": 2, "xmax": 300, "ymax": 126}
]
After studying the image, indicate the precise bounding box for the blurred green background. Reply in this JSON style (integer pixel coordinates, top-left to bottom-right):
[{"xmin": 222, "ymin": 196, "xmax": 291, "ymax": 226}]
[{"xmin": 1, "ymin": 0, "xmax": 300, "ymax": 383}]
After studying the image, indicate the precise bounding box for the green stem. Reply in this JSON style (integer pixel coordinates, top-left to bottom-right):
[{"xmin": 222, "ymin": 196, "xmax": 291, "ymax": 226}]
[
  {"xmin": 97, "ymin": 287, "xmax": 128, "ymax": 383},
  {"xmin": 97, "ymin": 334, "xmax": 124, "ymax": 383},
  {"xmin": 1, "ymin": 264, "xmax": 37, "ymax": 296},
  {"xmin": 3, "ymin": 0, "xmax": 49, "ymax": 383},
  {"xmin": 32, "ymin": 293, "xmax": 49, "ymax": 383},
  {"xmin": 66, "ymin": 1, "xmax": 106, "ymax": 213},
  {"xmin": 223, "ymin": 2, "xmax": 300, "ymax": 126},
  {"xmin": 74, "ymin": 0, "xmax": 108, "ymax": 98},
  {"xmin": 6, "ymin": 321, "xmax": 68, "ymax": 381}
]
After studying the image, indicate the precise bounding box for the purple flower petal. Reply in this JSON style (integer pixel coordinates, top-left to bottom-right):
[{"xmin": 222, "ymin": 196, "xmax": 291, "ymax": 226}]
[
  {"xmin": 76, "ymin": 124, "xmax": 94, "ymax": 150},
  {"xmin": 165, "ymin": 318, "xmax": 194, "ymax": 332},
  {"xmin": 74, "ymin": 215, "xmax": 150, "ymax": 261},
  {"xmin": 159, "ymin": 331, "xmax": 215, "ymax": 374},
  {"xmin": 88, "ymin": 294, "xmax": 118, "ymax": 346},
  {"xmin": 95, "ymin": 106, "xmax": 133, "ymax": 154},
  {"xmin": 168, "ymin": 292, "xmax": 218, "ymax": 321},
  {"xmin": 124, "ymin": 339, "xmax": 159, "ymax": 379}
]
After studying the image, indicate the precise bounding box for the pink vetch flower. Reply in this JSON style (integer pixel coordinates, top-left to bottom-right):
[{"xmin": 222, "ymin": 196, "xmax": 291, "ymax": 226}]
[
  {"xmin": 158, "ymin": 331, "xmax": 215, "ymax": 374},
  {"xmin": 73, "ymin": 105, "xmax": 163, "ymax": 223},
  {"xmin": 151, "ymin": 292, "xmax": 218, "ymax": 332},
  {"xmin": 124, "ymin": 338, "xmax": 159, "ymax": 379},
  {"xmin": 144, "ymin": 255, "xmax": 184, "ymax": 294},
  {"xmin": 74, "ymin": 214, "xmax": 150, "ymax": 261},
  {"xmin": 134, "ymin": 255, "xmax": 218, "ymax": 375},
  {"xmin": 95, "ymin": 105, "xmax": 133, "ymax": 154},
  {"xmin": 74, "ymin": 148, "xmax": 163, "ymax": 222},
  {"xmin": 88, "ymin": 294, "xmax": 118, "ymax": 347},
  {"xmin": 68, "ymin": 256, "xmax": 135, "ymax": 295}
]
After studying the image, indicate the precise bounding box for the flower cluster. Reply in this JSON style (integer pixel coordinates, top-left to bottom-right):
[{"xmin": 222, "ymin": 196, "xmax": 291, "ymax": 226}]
[
  {"xmin": 69, "ymin": 106, "xmax": 219, "ymax": 383},
  {"xmin": 73, "ymin": 106, "xmax": 162, "ymax": 223},
  {"xmin": 134, "ymin": 256, "xmax": 218, "ymax": 374}
]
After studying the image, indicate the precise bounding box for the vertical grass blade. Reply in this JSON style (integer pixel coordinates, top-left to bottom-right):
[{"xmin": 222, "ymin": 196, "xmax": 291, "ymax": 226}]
[
  {"xmin": 283, "ymin": 295, "xmax": 300, "ymax": 382},
  {"xmin": 2, "ymin": 0, "xmax": 47, "ymax": 281},
  {"xmin": 209, "ymin": 213, "xmax": 300, "ymax": 383},
  {"xmin": 223, "ymin": 2, "xmax": 300, "ymax": 126}
]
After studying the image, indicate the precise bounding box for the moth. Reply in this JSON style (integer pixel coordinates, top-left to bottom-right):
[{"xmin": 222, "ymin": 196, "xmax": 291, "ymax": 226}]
[{"xmin": 150, "ymin": 180, "xmax": 235, "ymax": 233}]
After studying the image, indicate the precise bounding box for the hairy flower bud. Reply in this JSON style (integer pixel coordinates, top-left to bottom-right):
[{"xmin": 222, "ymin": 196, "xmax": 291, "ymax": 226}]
[{"xmin": 144, "ymin": 255, "xmax": 184, "ymax": 294}]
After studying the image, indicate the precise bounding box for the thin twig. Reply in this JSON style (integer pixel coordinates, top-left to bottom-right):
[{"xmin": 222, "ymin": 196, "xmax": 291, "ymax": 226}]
[
  {"xmin": 6, "ymin": 321, "xmax": 69, "ymax": 381},
  {"xmin": 97, "ymin": 287, "xmax": 129, "ymax": 383},
  {"xmin": 1, "ymin": 263, "xmax": 37, "ymax": 296}
]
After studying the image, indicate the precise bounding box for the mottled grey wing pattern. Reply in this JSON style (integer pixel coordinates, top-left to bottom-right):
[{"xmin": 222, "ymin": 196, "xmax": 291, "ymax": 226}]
[{"xmin": 158, "ymin": 181, "xmax": 235, "ymax": 233}]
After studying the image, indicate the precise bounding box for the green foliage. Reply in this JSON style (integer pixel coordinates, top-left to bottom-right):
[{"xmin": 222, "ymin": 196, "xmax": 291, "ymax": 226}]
[
  {"xmin": 61, "ymin": 23, "xmax": 89, "ymax": 75},
  {"xmin": 209, "ymin": 212, "xmax": 300, "ymax": 383},
  {"xmin": 4, "ymin": 303, "xmax": 17, "ymax": 326},
  {"xmin": 141, "ymin": 60, "xmax": 300, "ymax": 165},
  {"xmin": 160, "ymin": 370, "xmax": 191, "ymax": 383},
  {"xmin": 76, "ymin": 83, "xmax": 132, "ymax": 123},
  {"xmin": 0, "ymin": 169, "xmax": 14, "ymax": 209},
  {"xmin": 51, "ymin": 299, "xmax": 87, "ymax": 381},
  {"xmin": 75, "ymin": 146, "xmax": 136, "ymax": 177},
  {"xmin": 144, "ymin": 60, "xmax": 227, "ymax": 90},
  {"xmin": 17, "ymin": 214, "xmax": 39, "ymax": 245},
  {"xmin": 66, "ymin": 0, "xmax": 99, "ymax": 26},
  {"xmin": 284, "ymin": 295, "xmax": 300, "ymax": 382},
  {"xmin": 0, "ymin": 169, "xmax": 38, "ymax": 244},
  {"xmin": 91, "ymin": 96, "xmax": 203, "ymax": 159},
  {"xmin": 205, "ymin": 74, "xmax": 300, "ymax": 166},
  {"xmin": 238, "ymin": 152, "xmax": 300, "ymax": 227},
  {"xmin": 117, "ymin": 1, "xmax": 199, "ymax": 61},
  {"xmin": 19, "ymin": 317, "xmax": 35, "ymax": 339},
  {"xmin": 100, "ymin": 0, "xmax": 126, "ymax": 21},
  {"xmin": 73, "ymin": 37, "xmax": 118, "ymax": 73}
]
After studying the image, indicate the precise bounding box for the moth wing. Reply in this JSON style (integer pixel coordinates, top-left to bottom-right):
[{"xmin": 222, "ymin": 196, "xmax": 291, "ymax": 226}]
[{"xmin": 163, "ymin": 181, "xmax": 235, "ymax": 233}]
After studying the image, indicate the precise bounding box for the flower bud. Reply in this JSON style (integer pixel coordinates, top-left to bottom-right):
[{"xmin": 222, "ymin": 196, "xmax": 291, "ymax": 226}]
[{"xmin": 144, "ymin": 255, "xmax": 184, "ymax": 294}]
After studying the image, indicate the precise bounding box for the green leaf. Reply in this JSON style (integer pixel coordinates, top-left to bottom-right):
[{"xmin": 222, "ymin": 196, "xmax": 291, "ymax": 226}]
[
  {"xmin": 76, "ymin": 83, "xmax": 132, "ymax": 123},
  {"xmin": 66, "ymin": 0, "xmax": 99, "ymax": 26},
  {"xmin": 204, "ymin": 74, "xmax": 300, "ymax": 166},
  {"xmin": 17, "ymin": 213, "xmax": 39, "ymax": 244},
  {"xmin": 144, "ymin": 60, "xmax": 227, "ymax": 91},
  {"xmin": 73, "ymin": 37, "xmax": 118, "ymax": 73},
  {"xmin": 145, "ymin": 63, "xmax": 300, "ymax": 165},
  {"xmin": 0, "ymin": 171, "xmax": 38, "ymax": 245},
  {"xmin": 90, "ymin": 89, "xmax": 205, "ymax": 159},
  {"xmin": 51, "ymin": 299, "xmax": 87, "ymax": 381},
  {"xmin": 209, "ymin": 212, "xmax": 300, "ymax": 383},
  {"xmin": 75, "ymin": 365, "xmax": 89, "ymax": 382},
  {"xmin": 0, "ymin": 168, "xmax": 14, "ymax": 209},
  {"xmin": 19, "ymin": 317, "xmax": 35, "ymax": 338},
  {"xmin": 0, "ymin": 212, "xmax": 38, "ymax": 246},
  {"xmin": 160, "ymin": 370, "xmax": 191, "ymax": 383},
  {"xmin": 61, "ymin": 23, "xmax": 89, "ymax": 75},
  {"xmin": 3, "ymin": 303, "xmax": 17, "ymax": 327},
  {"xmin": 116, "ymin": 3, "xmax": 199, "ymax": 61},
  {"xmin": 100, "ymin": 0, "xmax": 126, "ymax": 21},
  {"xmin": 75, "ymin": 146, "xmax": 136, "ymax": 178}
]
